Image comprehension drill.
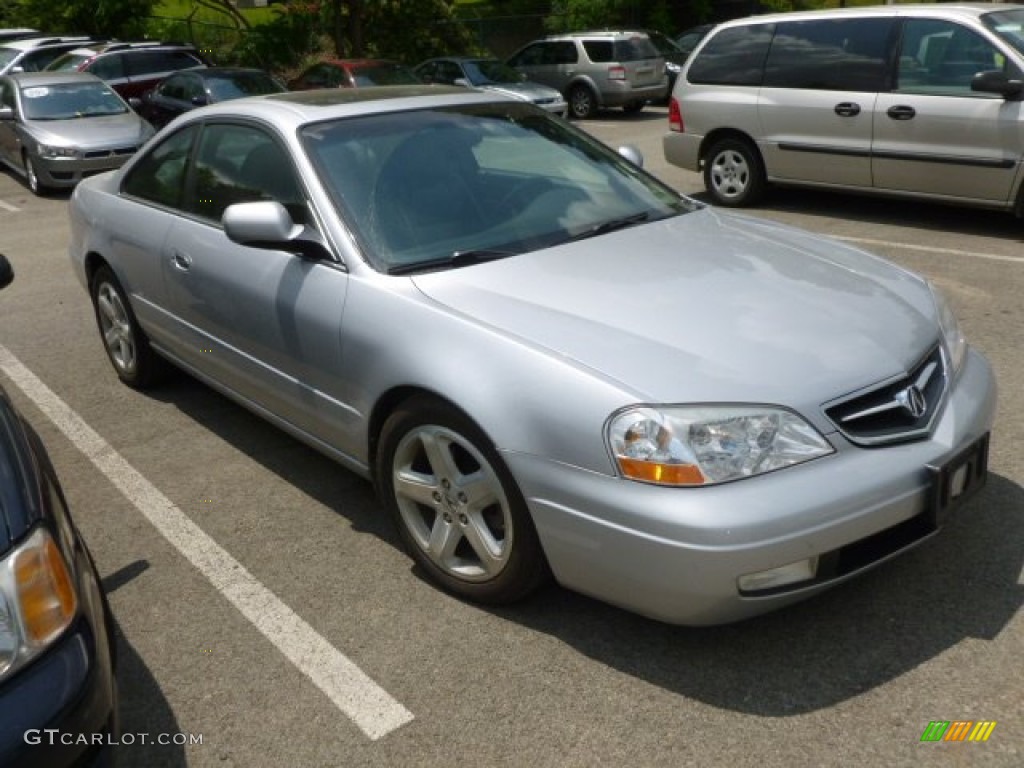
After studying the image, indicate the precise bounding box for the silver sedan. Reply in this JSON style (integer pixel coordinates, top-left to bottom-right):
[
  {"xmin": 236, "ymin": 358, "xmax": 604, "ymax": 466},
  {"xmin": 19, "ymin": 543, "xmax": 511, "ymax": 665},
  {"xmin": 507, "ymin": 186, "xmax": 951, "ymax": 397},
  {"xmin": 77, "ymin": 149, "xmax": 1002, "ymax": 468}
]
[{"xmin": 67, "ymin": 87, "xmax": 996, "ymax": 625}]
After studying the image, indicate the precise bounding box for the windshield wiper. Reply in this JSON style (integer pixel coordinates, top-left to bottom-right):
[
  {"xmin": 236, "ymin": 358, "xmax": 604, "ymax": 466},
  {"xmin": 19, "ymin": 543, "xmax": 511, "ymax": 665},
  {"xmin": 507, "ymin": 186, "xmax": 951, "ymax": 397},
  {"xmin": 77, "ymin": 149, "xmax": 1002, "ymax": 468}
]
[
  {"xmin": 386, "ymin": 249, "xmax": 517, "ymax": 276},
  {"xmin": 565, "ymin": 212, "xmax": 651, "ymax": 243}
]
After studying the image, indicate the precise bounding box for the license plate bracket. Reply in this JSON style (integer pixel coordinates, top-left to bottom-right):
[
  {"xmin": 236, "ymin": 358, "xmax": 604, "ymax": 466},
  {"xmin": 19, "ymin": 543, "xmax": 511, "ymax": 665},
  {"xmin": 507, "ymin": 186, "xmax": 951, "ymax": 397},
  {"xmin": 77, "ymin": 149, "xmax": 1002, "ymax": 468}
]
[{"xmin": 927, "ymin": 432, "xmax": 990, "ymax": 528}]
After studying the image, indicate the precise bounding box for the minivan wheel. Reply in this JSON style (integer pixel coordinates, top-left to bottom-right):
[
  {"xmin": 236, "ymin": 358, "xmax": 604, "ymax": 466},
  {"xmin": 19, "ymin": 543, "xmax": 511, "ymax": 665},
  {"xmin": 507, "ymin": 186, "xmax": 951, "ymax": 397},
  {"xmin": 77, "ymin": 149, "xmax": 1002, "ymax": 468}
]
[
  {"xmin": 377, "ymin": 396, "xmax": 548, "ymax": 604},
  {"xmin": 568, "ymin": 85, "xmax": 598, "ymax": 119},
  {"xmin": 703, "ymin": 138, "xmax": 766, "ymax": 207},
  {"xmin": 90, "ymin": 266, "xmax": 165, "ymax": 388}
]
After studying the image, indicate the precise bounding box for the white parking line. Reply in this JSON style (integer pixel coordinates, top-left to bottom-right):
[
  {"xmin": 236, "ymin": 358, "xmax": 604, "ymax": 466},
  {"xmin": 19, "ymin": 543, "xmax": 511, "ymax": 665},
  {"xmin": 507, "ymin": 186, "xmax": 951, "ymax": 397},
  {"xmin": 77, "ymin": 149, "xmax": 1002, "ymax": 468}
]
[
  {"xmin": 836, "ymin": 236, "xmax": 1024, "ymax": 265},
  {"xmin": 0, "ymin": 200, "xmax": 19, "ymax": 213},
  {"xmin": 0, "ymin": 344, "xmax": 414, "ymax": 741}
]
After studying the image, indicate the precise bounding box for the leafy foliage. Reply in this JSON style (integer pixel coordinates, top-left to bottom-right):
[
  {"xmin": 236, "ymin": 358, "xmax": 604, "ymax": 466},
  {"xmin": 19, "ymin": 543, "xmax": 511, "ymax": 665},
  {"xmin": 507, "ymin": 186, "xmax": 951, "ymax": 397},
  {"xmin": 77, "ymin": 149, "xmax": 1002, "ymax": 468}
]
[{"xmin": 12, "ymin": 0, "xmax": 158, "ymax": 38}]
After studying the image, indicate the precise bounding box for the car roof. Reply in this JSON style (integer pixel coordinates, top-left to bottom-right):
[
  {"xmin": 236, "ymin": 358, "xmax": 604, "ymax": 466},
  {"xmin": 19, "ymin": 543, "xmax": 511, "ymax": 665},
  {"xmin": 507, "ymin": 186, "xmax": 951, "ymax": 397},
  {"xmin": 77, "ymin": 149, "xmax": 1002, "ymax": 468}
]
[
  {"xmin": 5, "ymin": 70, "xmax": 106, "ymax": 87},
  {"xmin": 1, "ymin": 35, "xmax": 94, "ymax": 52},
  {"xmin": 545, "ymin": 30, "xmax": 653, "ymax": 40},
  {"xmin": 173, "ymin": 85, "xmax": 513, "ymax": 126},
  {"xmin": 717, "ymin": 2, "xmax": 1012, "ymax": 26}
]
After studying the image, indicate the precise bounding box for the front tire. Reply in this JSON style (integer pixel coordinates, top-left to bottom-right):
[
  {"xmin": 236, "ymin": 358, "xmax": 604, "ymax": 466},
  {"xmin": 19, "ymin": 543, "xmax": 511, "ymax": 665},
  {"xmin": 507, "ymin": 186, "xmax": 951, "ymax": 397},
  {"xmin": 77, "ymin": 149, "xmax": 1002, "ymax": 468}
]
[
  {"xmin": 377, "ymin": 397, "xmax": 548, "ymax": 604},
  {"xmin": 23, "ymin": 151, "xmax": 45, "ymax": 196},
  {"xmin": 703, "ymin": 138, "xmax": 766, "ymax": 207},
  {"xmin": 90, "ymin": 266, "xmax": 165, "ymax": 388}
]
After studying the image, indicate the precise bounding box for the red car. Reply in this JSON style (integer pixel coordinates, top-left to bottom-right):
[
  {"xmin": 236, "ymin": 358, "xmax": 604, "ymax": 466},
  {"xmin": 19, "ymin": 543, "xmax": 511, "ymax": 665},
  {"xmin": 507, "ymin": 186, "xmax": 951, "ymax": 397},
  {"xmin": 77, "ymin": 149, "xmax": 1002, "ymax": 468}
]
[{"xmin": 287, "ymin": 58, "xmax": 420, "ymax": 90}]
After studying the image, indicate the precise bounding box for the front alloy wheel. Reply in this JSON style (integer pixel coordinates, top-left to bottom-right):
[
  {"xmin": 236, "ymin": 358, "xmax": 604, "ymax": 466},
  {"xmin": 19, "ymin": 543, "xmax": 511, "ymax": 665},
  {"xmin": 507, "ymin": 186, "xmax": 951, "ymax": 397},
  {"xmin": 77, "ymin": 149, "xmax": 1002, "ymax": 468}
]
[
  {"xmin": 378, "ymin": 398, "xmax": 547, "ymax": 603},
  {"xmin": 23, "ymin": 152, "xmax": 43, "ymax": 196}
]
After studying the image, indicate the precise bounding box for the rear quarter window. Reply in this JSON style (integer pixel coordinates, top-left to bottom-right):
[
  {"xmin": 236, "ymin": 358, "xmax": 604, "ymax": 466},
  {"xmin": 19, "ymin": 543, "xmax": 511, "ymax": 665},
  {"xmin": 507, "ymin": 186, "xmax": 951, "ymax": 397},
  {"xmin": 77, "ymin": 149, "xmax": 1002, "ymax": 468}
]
[
  {"xmin": 583, "ymin": 40, "xmax": 614, "ymax": 63},
  {"xmin": 614, "ymin": 37, "xmax": 660, "ymax": 61},
  {"xmin": 687, "ymin": 24, "xmax": 774, "ymax": 86}
]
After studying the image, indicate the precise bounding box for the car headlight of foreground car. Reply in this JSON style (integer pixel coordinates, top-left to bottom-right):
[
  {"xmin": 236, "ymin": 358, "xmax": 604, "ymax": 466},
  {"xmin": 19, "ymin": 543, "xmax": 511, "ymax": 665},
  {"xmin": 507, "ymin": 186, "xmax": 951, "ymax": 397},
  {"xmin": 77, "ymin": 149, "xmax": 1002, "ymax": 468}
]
[
  {"xmin": 0, "ymin": 527, "xmax": 77, "ymax": 682},
  {"xmin": 930, "ymin": 282, "xmax": 966, "ymax": 375},
  {"xmin": 35, "ymin": 144, "xmax": 78, "ymax": 159},
  {"xmin": 607, "ymin": 405, "xmax": 834, "ymax": 486}
]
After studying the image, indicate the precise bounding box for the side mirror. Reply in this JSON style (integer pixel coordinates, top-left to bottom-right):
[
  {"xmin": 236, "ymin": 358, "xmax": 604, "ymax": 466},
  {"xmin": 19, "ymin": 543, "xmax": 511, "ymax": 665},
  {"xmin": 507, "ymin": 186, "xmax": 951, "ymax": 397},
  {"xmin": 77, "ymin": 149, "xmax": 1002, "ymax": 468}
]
[
  {"xmin": 617, "ymin": 144, "xmax": 644, "ymax": 168},
  {"xmin": 971, "ymin": 70, "xmax": 1024, "ymax": 99},
  {"xmin": 0, "ymin": 254, "xmax": 13, "ymax": 290},
  {"xmin": 222, "ymin": 201, "xmax": 330, "ymax": 261},
  {"xmin": 0, "ymin": 106, "xmax": 13, "ymax": 121}
]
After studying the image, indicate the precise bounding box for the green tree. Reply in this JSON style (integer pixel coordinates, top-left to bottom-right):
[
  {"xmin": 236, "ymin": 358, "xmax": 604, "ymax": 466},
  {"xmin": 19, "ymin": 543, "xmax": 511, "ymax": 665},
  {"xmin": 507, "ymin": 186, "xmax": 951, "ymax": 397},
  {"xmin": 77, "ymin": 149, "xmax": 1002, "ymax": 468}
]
[{"xmin": 13, "ymin": 0, "xmax": 158, "ymax": 38}]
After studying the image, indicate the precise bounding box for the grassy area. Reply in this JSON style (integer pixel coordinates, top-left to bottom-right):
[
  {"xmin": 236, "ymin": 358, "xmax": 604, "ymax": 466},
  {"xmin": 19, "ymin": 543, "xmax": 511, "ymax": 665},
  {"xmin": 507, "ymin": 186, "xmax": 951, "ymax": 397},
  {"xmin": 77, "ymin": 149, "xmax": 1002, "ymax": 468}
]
[{"xmin": 153, "ymin": 0, "xmax": 277, "ymax": 29}]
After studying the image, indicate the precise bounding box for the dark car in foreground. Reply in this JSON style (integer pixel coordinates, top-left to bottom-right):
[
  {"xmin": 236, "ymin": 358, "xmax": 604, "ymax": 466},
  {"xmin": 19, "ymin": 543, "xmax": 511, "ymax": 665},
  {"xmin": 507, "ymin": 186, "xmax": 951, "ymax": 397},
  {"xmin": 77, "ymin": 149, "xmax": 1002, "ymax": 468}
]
[
  {"xmin": 0, "ymin": 254, "xmax": 118, "ymax": 767},
  {"xmin": 137, "ymin": 66, "xmax": 285, "ymax": 129},
  {"xmin": 0, "ymin": 71, "xmax": 154, "ymax": 194},
  {"xmin": 68, "ymin": 87, "xmax": 994, "ymax": 626}
]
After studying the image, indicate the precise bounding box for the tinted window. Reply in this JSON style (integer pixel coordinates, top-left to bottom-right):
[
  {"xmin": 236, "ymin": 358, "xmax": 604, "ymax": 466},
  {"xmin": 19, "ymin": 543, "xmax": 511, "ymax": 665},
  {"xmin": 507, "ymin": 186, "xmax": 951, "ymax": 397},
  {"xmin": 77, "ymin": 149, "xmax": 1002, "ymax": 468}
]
[
  {"xmin": 983, "ymin": 9, "xmax": 1024, "ymax": 57},
  {"xmin": 125, "ymin": 50, "xmax": 200, "ymax": 77},
  {"xmin": 122, "ymin": 125, "xmax": 197, "ymax": 208},
  {"xmin": 763, "ymin": 18, "xmax": 894, "ymax": 91},
  {"xmin": 583, "ymin": 41, "xmax": 613, "ymax": 63},
  {"xmin": 89, "ymin": 53, "xmax": 125, "ymax": 80},
  {"xmin": 205, "ymin": 72, "xmax": 282, "ymax": 101},
  {"xmin": 157, "ymin": 74, "xmax": 187, "ymax": 100},
  {"xmin": 189, "ymin": 123, "xmax": 303, "ymax": 222},
  {"xmin": 897, "ymin": 18, "xmax": 1014, "ymax": 94},
  {"xmin": 613, "ymin": 37, "xmax": 660, "ymax": 61},
  {"xmin": 688, "ymin": 24, "xmax": 774, "ymax": 86},
  {"xmin": 509, "ymin": 43, "xmax": 545, "ymax": 67},
  {"xmin": 20, "ymin": 46, "xmax": 78, "ymax": 72}
]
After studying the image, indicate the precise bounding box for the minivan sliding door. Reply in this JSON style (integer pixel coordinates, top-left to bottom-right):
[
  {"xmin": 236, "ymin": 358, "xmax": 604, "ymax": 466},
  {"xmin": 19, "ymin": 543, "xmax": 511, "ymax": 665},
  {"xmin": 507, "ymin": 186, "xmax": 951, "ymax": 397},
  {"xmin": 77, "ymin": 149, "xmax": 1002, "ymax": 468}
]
[{"xmin": 872, "ymin": 18, "xmax": 1020, "ymax": 204}]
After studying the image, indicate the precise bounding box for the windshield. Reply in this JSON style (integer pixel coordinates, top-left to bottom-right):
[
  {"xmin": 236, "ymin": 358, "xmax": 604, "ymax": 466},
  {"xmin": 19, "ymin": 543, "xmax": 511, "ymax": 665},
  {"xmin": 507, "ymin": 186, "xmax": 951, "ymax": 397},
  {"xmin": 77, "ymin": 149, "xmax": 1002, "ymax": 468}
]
[
  {"xmin": 352, "ymin": 64, "xmax": 420, "ymax": 87},
  {"xmin": 42, "ymin": 52, "xmax": 88, "ymax": 72},
  {"xmin": 301, "ymin": 102, "xmax": 695, "ymax": 273},
  {"xmin": 464, "ymin": 59, "xmax": 522, "ymax": 85},
  {"xmin": 20, "ymin": 81, "xmax": 127, "ymax": 120},
  {"xmin": 206, "ymin": 73, "xmax": 284, "ymax": 101},
  {"xmin": 983, "ymin": 10, "xmax": 1024, "ymax": 57}
]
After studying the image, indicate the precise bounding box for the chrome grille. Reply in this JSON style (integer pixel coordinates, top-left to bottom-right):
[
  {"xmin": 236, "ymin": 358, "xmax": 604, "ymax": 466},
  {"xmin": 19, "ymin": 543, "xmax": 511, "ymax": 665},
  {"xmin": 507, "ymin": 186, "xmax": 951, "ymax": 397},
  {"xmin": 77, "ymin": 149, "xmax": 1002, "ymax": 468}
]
[
  {"xmin": 824, "ymin": 345, "xmax": 947, "ymax": 446},
  {"xmin": 84, "ymin": 147, "xmax": 136, "ymax": 159}
]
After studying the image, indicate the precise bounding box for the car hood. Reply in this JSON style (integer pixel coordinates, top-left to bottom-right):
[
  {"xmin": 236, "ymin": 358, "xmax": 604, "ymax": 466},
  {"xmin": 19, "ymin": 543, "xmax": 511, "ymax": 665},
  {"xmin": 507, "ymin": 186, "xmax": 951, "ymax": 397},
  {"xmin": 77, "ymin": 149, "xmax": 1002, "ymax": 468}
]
[
  {"xmin": 478, "ymin": 82, "xmax": 562, "ymax": 102},
  {"xmin": 411, "ymin": 209, "xmax": 939, "ymax": 412},
  {"xmin": 25, "ymin": 113, "xmax": 150, "ymax": 149}
]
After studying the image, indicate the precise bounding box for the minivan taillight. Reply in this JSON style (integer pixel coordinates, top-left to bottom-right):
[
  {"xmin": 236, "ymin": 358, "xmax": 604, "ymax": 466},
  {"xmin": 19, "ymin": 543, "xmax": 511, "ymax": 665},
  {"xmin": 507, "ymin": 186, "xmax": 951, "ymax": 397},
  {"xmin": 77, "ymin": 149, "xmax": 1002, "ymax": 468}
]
[
  {"xmin": 668, "ymin": 97, "xmax": 684, "ymax": 132},
  {"xmin": 608, "ymin": 65, "xmax": 626, "ymax": 80}
]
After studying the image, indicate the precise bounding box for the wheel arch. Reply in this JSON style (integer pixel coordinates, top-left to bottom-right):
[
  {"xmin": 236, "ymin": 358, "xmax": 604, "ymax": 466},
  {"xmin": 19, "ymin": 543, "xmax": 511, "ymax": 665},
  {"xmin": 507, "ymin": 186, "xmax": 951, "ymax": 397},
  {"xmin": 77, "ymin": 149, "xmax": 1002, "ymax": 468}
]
[
  {"xmin": 699, "ymin": 128, "xmax": 762, "ymax": 171},
  {"xmin": 83, "ymin": 251, "xmax": 112, "ymax": 289}
]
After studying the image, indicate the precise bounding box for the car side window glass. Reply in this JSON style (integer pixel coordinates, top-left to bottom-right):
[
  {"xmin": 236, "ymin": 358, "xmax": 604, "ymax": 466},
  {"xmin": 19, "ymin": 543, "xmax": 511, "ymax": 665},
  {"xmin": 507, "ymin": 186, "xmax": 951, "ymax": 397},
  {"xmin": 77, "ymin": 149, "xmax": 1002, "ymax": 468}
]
[
  {"xmin": 182, "ymin": 75, "xmax": 204, "ymax": 102},
  {"xmin": 89, "ymin": 54, "xmax": 125, "ymax": 80},
  {"xmin": 897, "ymin": 19, "xmax": 1009, "ymax": 95},
  {"xmin": 510, "ymin": 44, "xmax": 544, "ymax": 67},
  {"xmin": 551, "ymin": 42, "xmax": 578, "ymax": 65},
  {"xmin": 763, "ymin": 18, "xmax": 895, "ymax": 91},
  {"xmin": 583, "ymin": 41, "xmax": 614, "ymax": 63},
  {"xmin": 188, "ymin": 123, "xmax": 305, "ymax": 224},
  {"xmin": 687, "ymin": 24, "xmax": 774, "ymax": 86},
  {"xmin": 440, "ymin": 61, "xmax": 462, "ymax": 83},
  {"xmin": 160, "ymin": 75, "xmax": 185, "ymax": 100},
  {"xmin": 121, "ymin": 125, "xmax": 197, "ymax": 208}
]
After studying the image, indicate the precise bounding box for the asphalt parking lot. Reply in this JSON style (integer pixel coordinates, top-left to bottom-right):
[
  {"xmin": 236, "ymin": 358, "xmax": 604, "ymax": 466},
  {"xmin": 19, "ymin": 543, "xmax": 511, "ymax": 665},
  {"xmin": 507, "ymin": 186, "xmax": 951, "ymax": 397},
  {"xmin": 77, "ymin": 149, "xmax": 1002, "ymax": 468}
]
[{"xmin": 0, "ymin": 103, "xmax": 1022, "ymax": 767}]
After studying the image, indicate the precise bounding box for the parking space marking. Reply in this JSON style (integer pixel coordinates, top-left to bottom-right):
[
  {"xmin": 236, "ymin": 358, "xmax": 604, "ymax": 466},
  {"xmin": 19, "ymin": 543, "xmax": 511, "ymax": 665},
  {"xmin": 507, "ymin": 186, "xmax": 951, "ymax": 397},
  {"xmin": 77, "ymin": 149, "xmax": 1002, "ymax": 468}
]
[
  {"xmin": 0, "ymin": 200, "xmax": 19, "ymax": 213},
  {"xmin": 836, "ymin": 235, "xmax": 1024, "ymax": 265},
  {"xmin": 0, "ymin": 344, "xmax": 414, "ymax": 741}
]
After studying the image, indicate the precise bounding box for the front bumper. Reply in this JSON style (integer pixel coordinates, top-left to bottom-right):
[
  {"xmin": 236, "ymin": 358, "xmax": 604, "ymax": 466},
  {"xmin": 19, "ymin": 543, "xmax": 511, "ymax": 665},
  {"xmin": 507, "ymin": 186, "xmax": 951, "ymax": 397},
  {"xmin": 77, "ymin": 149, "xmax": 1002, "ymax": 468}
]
[
  {"xmin": 507, "ymin": 347, "xmax": 997, "ymax": 625},
  {"xmin": 0, "ymin": 619, "xmax": 117, "ymax": 767},
  {"xmin": 34, "ymin": 154, "xmax": 133, "ymax": 189}
]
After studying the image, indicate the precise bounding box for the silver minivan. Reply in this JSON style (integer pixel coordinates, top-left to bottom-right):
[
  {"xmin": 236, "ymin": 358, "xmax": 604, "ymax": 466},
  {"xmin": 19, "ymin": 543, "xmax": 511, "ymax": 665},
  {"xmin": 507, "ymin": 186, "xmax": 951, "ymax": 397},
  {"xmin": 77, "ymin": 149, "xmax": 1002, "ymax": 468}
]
[{"xmin": 663, "ymin": 4, "xmax": 1024, "ymax": 215}]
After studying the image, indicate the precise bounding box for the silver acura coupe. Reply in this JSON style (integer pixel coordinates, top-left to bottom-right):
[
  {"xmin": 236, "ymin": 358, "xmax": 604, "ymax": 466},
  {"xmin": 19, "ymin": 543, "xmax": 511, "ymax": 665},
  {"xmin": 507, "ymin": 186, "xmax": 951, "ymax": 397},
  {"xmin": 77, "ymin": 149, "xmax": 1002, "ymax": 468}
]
[{"xmin": 68, "ymin": 86, "xmax": 996, "ymax": 625}]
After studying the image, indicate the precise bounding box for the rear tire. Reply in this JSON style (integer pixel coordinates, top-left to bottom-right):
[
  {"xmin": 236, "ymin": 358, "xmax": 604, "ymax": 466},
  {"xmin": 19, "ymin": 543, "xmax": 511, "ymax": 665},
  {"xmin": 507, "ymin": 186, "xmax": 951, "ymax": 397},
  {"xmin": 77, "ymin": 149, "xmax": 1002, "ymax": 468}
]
[
  {"xmin": 568, "ymin": 85, "xmax": 598, "ymax": 119},
  {"xmin": 703, "ymin": 138, "xmax": 766, "ymax": 207},
  {"xmin": 90, "ymin": 266, "xmax": 166, "ymax": 388}
]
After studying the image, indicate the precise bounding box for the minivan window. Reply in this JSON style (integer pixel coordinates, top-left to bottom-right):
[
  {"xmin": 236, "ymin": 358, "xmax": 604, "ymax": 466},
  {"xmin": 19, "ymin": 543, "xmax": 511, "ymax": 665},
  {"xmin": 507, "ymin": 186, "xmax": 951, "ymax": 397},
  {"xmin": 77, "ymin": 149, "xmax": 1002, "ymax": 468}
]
[
  {"xmin": 687, "ymin": 24, "xmax": 773, "ymax": 86},
  {"xmin": 982, "ymin": 10, "xmax": 1024, "ymax": 57},
  {"xmin": 897, "ymin": 18, "xmax": 1012, "ymax": 94},
  {"xmin": 763, "ymin": 18, "xmax": 895, "ymax": 91}
]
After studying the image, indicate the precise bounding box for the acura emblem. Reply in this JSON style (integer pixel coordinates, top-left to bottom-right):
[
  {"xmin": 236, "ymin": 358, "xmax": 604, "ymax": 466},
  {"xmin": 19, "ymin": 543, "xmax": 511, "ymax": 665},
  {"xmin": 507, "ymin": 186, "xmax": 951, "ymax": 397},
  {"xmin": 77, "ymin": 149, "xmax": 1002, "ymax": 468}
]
[{"xmin": 895, "ymin": 385, "xmax": 927, "ymax": 418}]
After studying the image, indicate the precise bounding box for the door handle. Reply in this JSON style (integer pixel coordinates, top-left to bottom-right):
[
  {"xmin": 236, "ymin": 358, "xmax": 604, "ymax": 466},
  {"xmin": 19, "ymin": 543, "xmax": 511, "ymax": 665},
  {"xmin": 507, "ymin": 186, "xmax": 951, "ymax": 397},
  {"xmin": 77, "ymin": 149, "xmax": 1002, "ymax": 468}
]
[
  {"xmin": 886, "ymin": 105, "xmax": 916, "ymax": 121},
  {"xmin": 834, "ymin": 102, "xmax": 861, "ymax": 117},
  {"xmin": 171, "ymin": 251, "xmax": 192, "ymax": 271}
]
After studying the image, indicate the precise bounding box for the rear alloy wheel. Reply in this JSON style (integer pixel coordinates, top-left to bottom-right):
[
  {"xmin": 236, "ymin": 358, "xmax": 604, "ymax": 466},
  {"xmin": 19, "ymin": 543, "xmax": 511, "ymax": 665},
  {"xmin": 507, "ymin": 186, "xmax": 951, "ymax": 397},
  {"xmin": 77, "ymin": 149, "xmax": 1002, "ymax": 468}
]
[
  {"xmin": 568, "ymin": 85, "xmax": 598, "ymax": 119},
  {"xmin": 703, "ymin": 138, "xmax": 766, "ymax": 207},
  {"xmin": 90, "ymin": 266, "xmax": 165, "ymax": 388},
  {"xmin": 23, "ymin": 151, "xmax": 44, "ymax": 196},
  {"xmin": 377, "ymin": 397, "xmax": 547, "ymax": 604}
]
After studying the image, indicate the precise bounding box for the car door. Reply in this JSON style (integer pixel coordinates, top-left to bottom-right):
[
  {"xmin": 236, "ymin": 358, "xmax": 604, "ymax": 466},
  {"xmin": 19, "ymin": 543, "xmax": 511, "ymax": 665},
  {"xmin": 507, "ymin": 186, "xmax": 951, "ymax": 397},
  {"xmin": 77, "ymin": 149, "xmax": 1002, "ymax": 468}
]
[
  {"xmin": 159, "ymin": 120, "xmax": 351, "ymax": 443},
  {"xmin": 757, "ymin": 17, "xmax": 896, "ymax": 188},
  {"xmin": 871, "ymin": 17, "xmax": 1023, "ymax": 204},
  {"xmin": 0, "ymin": 79, "xmax": 17, "ymax": 166}
]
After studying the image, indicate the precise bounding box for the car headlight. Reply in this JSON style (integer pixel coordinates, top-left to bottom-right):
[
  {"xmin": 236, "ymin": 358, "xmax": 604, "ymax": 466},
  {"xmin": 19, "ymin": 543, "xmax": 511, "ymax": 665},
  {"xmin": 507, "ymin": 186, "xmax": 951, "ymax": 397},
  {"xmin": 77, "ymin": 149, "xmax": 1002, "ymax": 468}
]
[
  {"xmin": 930, "ymin": 283, "xmax": 966, "ymax": 374},
  {"xmin": 36, "ymin": 144, "xmax": 77, "ymax": 159},
  {"xmin": 0, "ymin": 527, "xmax": 77, "ymax": 682},
  {"xmin": 607, "ymin": 405, "xmax": 834, "ymax": 486}
]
